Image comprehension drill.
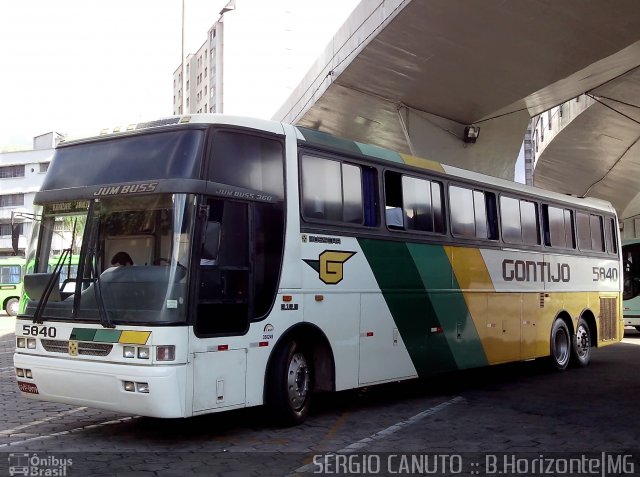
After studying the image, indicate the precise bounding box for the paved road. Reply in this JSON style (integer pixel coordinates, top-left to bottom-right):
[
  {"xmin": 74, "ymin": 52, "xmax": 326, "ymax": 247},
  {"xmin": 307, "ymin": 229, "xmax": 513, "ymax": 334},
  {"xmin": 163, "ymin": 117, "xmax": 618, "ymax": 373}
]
[{"xmin": 1, "ymin": 314, "xmax": 640, "ymax": 476}]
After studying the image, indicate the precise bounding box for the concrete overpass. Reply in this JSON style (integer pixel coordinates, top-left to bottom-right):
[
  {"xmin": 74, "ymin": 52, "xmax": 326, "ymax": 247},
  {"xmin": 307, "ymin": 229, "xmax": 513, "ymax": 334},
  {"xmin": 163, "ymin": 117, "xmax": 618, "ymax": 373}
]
[
  {"xmin": 533, "ymin": 66, "xmax": 640, "ymax": 224},
  {"xmin": 274, "ymin": 0, "xmax": 640, "ymax": 200}
]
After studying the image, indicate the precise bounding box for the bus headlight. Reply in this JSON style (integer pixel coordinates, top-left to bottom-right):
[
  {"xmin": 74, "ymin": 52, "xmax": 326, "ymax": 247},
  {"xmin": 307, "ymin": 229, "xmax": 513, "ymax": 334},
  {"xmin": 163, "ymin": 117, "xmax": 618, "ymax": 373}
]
[
  {"xmin": 136, "ymin": 382, "xmax": 149, "ymax": 393},
  {"xmin": 123, "ymin": 346, "xmax": 135, "ymax": 358},
  {"xmin": 137, "ymin": 347, "xmax": 150, "ymax": 359},
  {"xmin": 156, "ymin": 345, "xmax": 175, "ymax": 361},
  {"xmin": 27, "ymin": 339, "xmax": 37, "ymax": 349},
  {"xmin": 16, "ymin": 368, "xmax": 24, "ymax": 377},
  {"xmin": 17, "ymin": 337, "xmax": 26, "ymax": 348},
  {"xmin": 25, "ymin": 369, "xmax": 33, "ymax": 379},
  {"xmin": 123, "ymin": 381, "xmax": 135, "ymax": 392}
]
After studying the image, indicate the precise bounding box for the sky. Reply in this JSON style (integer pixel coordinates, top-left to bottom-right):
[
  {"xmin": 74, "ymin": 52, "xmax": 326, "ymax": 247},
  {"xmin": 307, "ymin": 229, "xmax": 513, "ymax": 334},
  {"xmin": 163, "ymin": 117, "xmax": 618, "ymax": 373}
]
[
  {"xmin": 0, "ymin": 1, "xmax": 525, "ymax": 180},
  {"xmin": 0, "ymin": 0, "xmax": 226, "ymax": 149}
]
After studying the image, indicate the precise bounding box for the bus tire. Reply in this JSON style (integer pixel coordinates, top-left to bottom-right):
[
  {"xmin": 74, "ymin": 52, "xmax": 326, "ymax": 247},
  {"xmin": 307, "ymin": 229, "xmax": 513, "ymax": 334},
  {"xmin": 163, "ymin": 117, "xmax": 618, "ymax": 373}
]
[
  {"xmin": 5, "ymin": 298, "xmax": 19, "ymax": 317},
  {"xmin": 570, "ymin": 317, "xmax": 591, "ymax": 367},
  {"xmin": 549, "ymin": 319, "xmax": 570, "ymax": 371},
  {"xmin": 267, "ymin": 340, "xmax": 312, "ymax": 426}
]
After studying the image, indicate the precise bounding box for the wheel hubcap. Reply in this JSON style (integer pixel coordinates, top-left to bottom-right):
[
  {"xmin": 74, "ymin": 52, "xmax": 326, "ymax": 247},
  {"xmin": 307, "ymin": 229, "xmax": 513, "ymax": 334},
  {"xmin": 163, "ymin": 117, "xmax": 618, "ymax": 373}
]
[
  {"xmin": 575, "ymin": 325, "xmax": 590, "ymax": 358},
  {"xmin": 287, "ymin": 352, "xmax": 310, "ymax": 410},
  {"xmin": 554, "ymin": 328, "xmax": 569, "ymax": 365},
  {"xmin": 8, "ymin": 301, "xmax": 18, "ymax": 316}
]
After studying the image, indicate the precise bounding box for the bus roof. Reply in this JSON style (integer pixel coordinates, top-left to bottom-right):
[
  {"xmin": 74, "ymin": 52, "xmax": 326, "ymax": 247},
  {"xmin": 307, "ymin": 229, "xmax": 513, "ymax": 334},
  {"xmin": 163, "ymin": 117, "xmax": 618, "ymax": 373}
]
[{"xmin": 58, "ymin": 114, "xmax": 614, "ymax": 215}]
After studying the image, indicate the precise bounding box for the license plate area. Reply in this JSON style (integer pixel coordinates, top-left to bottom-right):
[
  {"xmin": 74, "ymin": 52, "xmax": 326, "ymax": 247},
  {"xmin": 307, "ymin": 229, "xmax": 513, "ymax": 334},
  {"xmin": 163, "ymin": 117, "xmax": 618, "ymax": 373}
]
[{"xmin": 17, "ymin": 381, "xmax": 39, "ymax": 394}]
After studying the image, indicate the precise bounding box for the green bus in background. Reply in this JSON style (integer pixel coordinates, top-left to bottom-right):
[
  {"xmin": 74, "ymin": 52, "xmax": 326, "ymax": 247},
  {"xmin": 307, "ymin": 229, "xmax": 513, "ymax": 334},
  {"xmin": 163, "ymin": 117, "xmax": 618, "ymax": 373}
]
[
  {"xmin": 0, "ymin": 257, "xmax": 25, "ymax": 316},
  {"xmin": 623, "ymin": 239, "xmax": 640, "ymax": 330}
]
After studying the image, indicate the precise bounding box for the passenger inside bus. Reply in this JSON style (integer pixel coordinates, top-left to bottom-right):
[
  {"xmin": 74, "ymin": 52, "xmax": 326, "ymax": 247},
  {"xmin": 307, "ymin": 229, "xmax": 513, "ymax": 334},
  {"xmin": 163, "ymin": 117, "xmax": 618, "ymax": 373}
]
[{"xmin": 102, "ymin": 251, "xmax": 133, "ymax": 274}]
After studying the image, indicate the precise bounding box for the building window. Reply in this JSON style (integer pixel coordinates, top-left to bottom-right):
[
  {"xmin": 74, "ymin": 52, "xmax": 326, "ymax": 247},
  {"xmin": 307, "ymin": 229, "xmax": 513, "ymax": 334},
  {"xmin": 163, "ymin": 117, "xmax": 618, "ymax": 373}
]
[
  {"xmin": 0, "ymin": 194, "xmax": 24, "ymax": 207},
  {"xmin": 205, "ymin": 67, "xmax": 207, "ymax": 78},
  {"xmin": 0, "ymin": 223, "xmax": 22, "ymax": 236},
  {"xmin": 39, "ymin": 162, "xmax": 50, "ymax": 173},
  {"xmin": 0, "ymin": 165, "xmax": 25, "ymax": 179}
]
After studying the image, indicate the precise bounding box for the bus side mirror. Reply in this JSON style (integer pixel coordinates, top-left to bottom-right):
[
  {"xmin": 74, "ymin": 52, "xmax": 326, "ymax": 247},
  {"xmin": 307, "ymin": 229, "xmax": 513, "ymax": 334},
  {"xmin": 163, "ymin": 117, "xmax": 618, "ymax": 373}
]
[
  {"xmin": 202, "ymin": 222, "xmax": 221, "ymax": 262},
  {"xmin": 11, "ymin": 224, "xmax": 19, "ymax": 255}
]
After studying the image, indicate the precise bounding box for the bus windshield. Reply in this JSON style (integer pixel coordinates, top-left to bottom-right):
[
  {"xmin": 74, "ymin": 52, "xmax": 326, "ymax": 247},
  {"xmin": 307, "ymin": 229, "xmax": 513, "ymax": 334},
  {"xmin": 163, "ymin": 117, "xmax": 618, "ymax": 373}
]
[{"xmin": 24, "ymin": 193, "xmax": 195, "ymax": 325}]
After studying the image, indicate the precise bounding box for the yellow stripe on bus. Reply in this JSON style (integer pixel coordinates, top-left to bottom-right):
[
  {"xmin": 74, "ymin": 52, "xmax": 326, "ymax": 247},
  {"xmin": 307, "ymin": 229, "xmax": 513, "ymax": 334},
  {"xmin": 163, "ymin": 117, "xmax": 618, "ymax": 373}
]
[
  {"xmin": 119, "ymin": 331, "xmax": 151, "ymax": 345},
  {"xmin": 399, "ymin": 154, "xmax": 445, "ymax": 172}
]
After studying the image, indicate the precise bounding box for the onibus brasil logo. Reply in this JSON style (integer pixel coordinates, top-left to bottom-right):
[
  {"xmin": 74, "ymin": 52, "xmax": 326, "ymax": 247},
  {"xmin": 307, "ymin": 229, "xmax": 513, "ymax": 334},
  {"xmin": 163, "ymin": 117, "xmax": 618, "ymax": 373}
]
[
  {"xmin": 8, "ymin": 453, "xmax": 73, "ymax": 476},
  {"xmin": 304, "ymin": 250, "xmax": 356, "ymax": 285}
]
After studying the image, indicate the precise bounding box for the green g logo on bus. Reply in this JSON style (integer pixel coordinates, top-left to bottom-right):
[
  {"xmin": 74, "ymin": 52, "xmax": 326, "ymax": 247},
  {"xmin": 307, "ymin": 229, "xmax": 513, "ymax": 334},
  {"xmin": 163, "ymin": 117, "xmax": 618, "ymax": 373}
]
[{"xmin": 304, "ymin": 251, "xmax": 356, "ymax": 285}]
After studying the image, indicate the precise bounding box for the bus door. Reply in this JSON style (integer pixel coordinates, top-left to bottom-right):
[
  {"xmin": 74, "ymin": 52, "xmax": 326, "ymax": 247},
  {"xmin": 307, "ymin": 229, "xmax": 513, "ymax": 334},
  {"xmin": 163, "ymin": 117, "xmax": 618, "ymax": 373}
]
[{"xmin": 192, "ymin": 199, "xmax": 250, "ymax": 411}]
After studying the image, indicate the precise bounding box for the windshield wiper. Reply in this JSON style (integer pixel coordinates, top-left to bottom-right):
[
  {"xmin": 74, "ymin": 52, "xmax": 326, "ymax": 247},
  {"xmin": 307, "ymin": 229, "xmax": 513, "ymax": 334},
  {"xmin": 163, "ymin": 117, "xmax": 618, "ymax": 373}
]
[
  {"xmin": 91, "ymin": 249, "xmax": 114, "ymax": 329},
  {"xmin": 75, "ymin": 203, "xmax": 114, "ymax": 328},
  {"xmin": 33, "ymin": 248, "xmax": 71, "ymax": 324}
]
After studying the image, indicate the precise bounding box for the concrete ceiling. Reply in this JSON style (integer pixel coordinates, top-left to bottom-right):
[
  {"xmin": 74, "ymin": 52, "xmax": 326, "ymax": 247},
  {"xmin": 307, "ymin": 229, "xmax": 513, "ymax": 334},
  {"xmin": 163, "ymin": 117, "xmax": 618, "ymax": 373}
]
[
  {"xmin": 276, "ymin": 0, "xmax": 640, "ymax": 181},
  {"xmin": 533, "ymin": 67, "xmax": 640, "ymax": 218}
]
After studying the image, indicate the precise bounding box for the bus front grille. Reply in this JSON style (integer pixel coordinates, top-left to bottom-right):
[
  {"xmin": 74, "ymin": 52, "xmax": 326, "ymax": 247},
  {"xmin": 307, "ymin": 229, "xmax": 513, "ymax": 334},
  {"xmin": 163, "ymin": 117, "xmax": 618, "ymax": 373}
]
[
  {"xmin": 41, "ymin": 339, "xmax": 113, "ymax": 356},
  {"xmin": 78, "ymin": 342, "xmax": 114, "ymax": 356},
  {"xmin": 41, "ymin": 339, "xmax": 67, "ymax": 354},
  {"xmin": 599, "ymin": 297, "xmax": 618, "ymax": 341}
]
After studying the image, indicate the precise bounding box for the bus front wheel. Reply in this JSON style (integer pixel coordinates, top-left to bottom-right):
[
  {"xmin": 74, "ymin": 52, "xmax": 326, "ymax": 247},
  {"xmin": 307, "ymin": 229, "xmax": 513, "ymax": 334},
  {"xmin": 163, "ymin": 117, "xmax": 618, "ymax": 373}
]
[
  {"xmin": 5, "ymin": 298, "xmax": 19, "ymax": 317},
  {"xmin": 267, "ymin": 340, "xmax": 313, "ymax": 426},
  {"xmin": 570, "ymin": 318, "xmax": 591, "ymax": 367},
  {"xmin": 550, "ymin": 319, "xmax": 570, "ymax": 371}
]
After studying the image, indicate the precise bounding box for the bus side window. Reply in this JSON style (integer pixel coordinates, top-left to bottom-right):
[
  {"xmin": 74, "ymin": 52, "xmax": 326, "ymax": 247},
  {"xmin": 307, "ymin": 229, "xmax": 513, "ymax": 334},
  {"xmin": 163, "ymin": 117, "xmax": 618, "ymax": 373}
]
[
  {"xmin": 196, "ymin": 199, "xmax": 250, "ymax": 336},
  {"xmin": 384, "ymin": 171, "xmax": 404, "ymax": 230}
]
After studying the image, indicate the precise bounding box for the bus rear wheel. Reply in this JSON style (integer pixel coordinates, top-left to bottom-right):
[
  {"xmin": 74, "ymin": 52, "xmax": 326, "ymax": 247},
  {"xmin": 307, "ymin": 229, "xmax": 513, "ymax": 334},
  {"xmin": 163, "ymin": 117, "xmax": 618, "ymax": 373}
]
[
  {"xmin": 5, "ymin": 298, "xmax": 19, "ymax": 317},
  {"xmin": 550, "ymin": 319, "xmax": 570, "ymax": 371},
  {"xmin": 267, "ymin": 340, "xmax": 313, "ymax": 426},
  {"xmin": 571, "ymin": 318, "xmax": 591, "ymax": 367}
]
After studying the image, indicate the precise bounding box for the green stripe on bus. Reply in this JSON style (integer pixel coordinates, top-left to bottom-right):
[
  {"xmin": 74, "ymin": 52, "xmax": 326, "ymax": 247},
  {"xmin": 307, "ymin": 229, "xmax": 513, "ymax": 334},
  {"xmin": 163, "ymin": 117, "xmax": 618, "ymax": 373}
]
[
  {"xmin": 298, "ymin": 127, "xmax": 362, "ymax": 154},
  {"xmin": 356, "ymin": 143, "xmax": 404, "ymax": 163},
  {"xmin": 358, "ymin": 239, "xmax": 458, "ymax": 376},
  {"xmin": 93, "ymin": 329, "xmax": 122, "ymax": 343},
  {"xmin": 406, "ymin": 243, "xmax": 488, "ymax": 369},
  {"xmin": 70, "ymin": 328, "xmax": 96, "ymax": 341}
]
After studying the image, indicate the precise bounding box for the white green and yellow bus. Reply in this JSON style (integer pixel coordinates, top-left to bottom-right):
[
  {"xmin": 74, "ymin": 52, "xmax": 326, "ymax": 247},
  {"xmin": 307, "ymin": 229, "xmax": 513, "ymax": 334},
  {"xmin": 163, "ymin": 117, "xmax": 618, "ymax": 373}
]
[
  {"xmin": 622, "ymin": 239, "xmax": 640, "ymax": 330},
  {"xmin": 0, "ymin": 257, "xmax": 24, "ymax": 316},
  {"xmin": 14, "ymin": 115, "xmax": 622, "ymax": 424}
]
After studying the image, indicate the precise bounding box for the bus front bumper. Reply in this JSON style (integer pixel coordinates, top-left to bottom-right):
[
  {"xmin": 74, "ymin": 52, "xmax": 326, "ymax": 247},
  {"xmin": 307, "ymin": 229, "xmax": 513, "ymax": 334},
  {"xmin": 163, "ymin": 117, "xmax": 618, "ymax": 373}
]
[{"xmin": 13, "ymin": 352, "xmax": 188, "ymax": 418}]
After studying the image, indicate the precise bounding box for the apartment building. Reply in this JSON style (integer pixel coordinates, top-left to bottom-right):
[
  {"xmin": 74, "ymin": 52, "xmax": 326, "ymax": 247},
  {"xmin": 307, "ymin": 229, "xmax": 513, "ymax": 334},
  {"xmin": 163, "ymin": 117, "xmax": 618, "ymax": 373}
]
[
  {"xmin": 173, "ymin": 0, "xmax": 358, "ymax": 119},
  {"xmin": 0, "ymin": 132, "xmax": 62, "ymax": 257}
]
